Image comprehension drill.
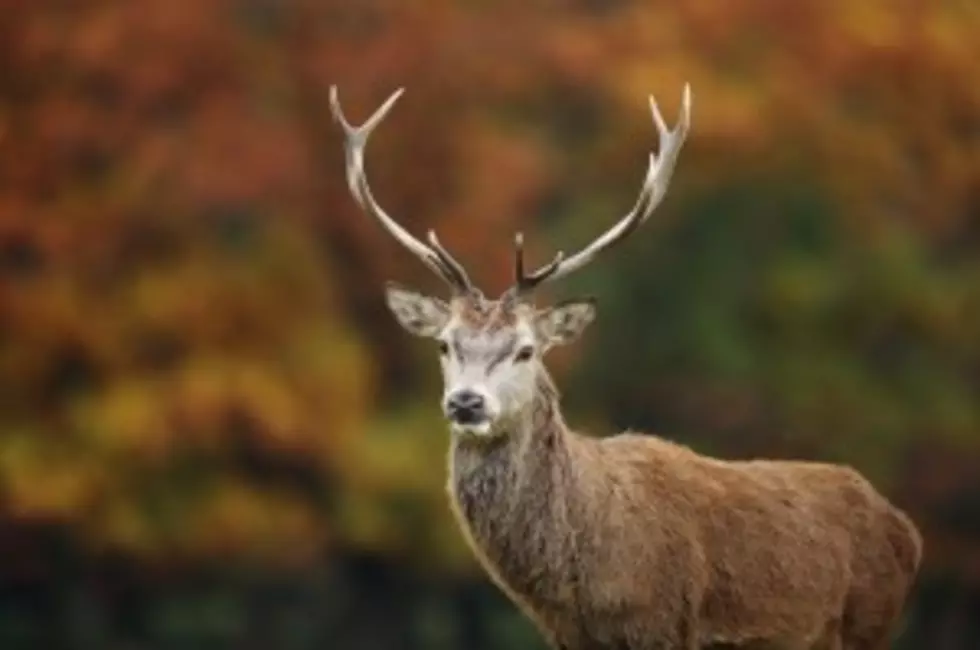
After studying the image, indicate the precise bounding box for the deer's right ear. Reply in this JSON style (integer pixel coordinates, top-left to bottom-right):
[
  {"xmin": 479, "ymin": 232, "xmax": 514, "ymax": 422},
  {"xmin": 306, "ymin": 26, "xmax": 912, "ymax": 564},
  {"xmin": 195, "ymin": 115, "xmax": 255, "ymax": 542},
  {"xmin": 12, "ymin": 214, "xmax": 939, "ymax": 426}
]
[{"xmin": 384, "ymin": 283, "xmax": 450, "ymax": 338}]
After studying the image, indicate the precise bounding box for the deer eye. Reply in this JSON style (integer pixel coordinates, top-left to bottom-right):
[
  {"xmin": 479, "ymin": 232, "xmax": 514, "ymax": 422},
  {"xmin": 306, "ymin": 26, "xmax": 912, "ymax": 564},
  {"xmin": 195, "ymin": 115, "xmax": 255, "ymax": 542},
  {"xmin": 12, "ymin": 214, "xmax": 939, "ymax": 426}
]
[
  {"xmin": 514, "ymin": 345, "xmax": 534, "ymax": 362},
  {"xmin": 438, "ymin": 340, "xmax": 449, "ymax": 356}
]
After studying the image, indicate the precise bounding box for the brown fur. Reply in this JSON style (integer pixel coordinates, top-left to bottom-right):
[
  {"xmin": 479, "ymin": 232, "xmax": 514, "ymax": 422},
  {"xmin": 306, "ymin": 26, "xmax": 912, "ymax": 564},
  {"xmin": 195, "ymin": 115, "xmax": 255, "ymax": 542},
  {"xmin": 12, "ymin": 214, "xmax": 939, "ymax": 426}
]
[
  {"xmin": 444, "ymin": 304, "xmax": 922, "ymax": 650},
  {"xmin": 347, "ymin": 79, "xmax": 920, "ymax": 649}
]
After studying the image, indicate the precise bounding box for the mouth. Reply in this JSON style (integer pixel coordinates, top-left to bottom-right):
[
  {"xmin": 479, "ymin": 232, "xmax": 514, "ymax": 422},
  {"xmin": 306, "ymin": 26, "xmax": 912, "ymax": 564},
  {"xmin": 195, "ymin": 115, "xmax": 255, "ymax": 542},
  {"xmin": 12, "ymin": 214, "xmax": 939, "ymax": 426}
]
[
  {"xmin": 443, "ymin": 391, "xmax": 497, "ymax": 437},
  {"xmin": 449, "ymin": 419, "xmax": 493, "ymax": 437},
  {"xmin": 445, "ymin": 401, "xmax": 494, "ymax": 435}
]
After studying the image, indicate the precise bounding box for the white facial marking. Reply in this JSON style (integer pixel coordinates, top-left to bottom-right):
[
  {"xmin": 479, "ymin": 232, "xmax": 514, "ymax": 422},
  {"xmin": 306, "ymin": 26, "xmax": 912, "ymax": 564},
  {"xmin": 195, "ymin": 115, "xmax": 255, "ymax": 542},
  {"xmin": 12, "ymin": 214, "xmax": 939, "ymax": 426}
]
[{"xmin": 438, "ymin": 315, "xmax": 539, "ymax": 434}]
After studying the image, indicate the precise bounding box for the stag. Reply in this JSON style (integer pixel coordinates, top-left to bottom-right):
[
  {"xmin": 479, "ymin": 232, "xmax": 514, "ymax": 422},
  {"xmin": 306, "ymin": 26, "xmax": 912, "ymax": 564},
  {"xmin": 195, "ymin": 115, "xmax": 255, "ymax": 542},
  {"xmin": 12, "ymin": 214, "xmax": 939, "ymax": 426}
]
[{"xmin": 329, "ymin": 84, "xmax": 922, "ymax": 650}]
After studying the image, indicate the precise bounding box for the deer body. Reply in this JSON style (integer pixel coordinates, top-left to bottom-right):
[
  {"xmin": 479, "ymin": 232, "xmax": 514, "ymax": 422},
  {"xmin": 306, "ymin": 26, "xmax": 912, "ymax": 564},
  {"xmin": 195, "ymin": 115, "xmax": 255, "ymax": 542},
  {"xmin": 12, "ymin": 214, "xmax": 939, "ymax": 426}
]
[
  {"xmin": 447, "ymin": 372, "xmax": 921, "ymax": 649},
  {"xmin": 330, "ymin": 82, "xmax": 922, "ymax": 649}
]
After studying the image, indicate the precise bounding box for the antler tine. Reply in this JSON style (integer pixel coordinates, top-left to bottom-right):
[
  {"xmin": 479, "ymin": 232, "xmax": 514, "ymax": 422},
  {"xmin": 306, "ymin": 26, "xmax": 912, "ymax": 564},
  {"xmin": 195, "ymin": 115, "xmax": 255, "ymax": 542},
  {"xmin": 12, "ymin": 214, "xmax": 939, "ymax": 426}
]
[
  {"xmin": 426, "ymin": 230, "xmax": 474, "ymax": 291},
  {"xmin": 507, "ymin": 83, "xmax": 692, "ymax": 298},
  {"xmin": 508, "ymin": 232, "xmax": 564, "ymax": 299},
  {"xmin": 329, "ymin": 85, "xmax": 474, "ymax": 293}
]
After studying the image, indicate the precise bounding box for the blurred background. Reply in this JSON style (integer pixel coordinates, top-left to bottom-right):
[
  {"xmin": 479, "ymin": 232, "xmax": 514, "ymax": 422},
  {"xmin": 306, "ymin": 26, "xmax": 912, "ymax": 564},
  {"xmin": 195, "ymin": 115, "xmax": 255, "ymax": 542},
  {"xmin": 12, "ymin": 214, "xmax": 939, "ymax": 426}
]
[{"xmin": 0, "ymin": 0, "xmax": 978, "ymax": 648}]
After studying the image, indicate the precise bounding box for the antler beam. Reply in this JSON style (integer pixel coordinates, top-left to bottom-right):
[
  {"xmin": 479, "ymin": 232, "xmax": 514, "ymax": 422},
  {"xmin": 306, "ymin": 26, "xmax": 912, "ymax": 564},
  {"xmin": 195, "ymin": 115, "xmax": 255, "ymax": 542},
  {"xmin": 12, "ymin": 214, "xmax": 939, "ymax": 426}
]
[
  {"xmin": 510, "ymin": 84, "xmax": 692, "ymax": 297},
  {"xmin": 330, "ymin": 86, "xmax": 474, "ymax": 294}
]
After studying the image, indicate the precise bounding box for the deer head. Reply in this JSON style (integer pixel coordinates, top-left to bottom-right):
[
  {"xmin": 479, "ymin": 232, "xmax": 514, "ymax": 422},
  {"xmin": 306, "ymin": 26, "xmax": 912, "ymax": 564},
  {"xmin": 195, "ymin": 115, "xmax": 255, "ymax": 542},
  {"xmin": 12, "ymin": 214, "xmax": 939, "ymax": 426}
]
[{"xmin": 330, "ymin": 84, "xmax": 691, "ymax": 438}]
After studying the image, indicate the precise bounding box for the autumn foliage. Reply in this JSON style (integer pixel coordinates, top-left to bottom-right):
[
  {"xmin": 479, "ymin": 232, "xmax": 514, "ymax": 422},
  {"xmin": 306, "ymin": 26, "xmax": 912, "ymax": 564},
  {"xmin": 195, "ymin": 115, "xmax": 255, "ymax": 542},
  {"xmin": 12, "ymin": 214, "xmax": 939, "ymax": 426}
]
[{"xmin": 0, "ymin": 0, "xmax": 978, "ymax": 645}]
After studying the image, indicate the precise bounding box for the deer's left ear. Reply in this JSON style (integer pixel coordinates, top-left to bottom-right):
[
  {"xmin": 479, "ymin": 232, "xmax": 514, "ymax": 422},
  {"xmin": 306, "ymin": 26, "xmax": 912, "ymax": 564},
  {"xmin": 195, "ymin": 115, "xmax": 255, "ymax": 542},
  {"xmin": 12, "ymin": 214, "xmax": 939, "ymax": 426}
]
[{"xmin": 536, "ymin": 298, "xmax": 597, "ymax": 348}]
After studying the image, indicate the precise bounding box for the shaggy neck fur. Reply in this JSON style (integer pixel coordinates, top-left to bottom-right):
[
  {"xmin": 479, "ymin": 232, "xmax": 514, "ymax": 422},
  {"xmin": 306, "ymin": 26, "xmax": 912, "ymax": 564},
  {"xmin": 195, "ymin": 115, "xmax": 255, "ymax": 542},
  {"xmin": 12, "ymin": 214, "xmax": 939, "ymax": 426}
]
[{"xmin": 448, "ymin": 369, "xmax": 584, "ymax": 613}]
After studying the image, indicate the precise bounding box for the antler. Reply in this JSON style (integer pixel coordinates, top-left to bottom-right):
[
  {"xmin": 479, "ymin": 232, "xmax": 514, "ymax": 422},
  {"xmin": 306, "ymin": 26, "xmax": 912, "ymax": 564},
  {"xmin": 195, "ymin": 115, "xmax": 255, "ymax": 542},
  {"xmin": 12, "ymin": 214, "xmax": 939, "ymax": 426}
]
[
  {"xmin": 509, "ymin": 83, "xmax": 692, "ymax": 298},
  {"xmin": 329, "ymin": 86, "xmax": 474, "ymax": 294}
]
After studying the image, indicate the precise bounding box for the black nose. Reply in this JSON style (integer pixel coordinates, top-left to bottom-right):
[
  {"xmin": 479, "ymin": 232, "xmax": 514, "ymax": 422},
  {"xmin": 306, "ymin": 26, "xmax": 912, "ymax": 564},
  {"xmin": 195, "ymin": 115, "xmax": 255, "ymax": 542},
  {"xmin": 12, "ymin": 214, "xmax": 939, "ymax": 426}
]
[{"xmin": 446, "ymin": 389, "xmax": 487, "ymax": 423}]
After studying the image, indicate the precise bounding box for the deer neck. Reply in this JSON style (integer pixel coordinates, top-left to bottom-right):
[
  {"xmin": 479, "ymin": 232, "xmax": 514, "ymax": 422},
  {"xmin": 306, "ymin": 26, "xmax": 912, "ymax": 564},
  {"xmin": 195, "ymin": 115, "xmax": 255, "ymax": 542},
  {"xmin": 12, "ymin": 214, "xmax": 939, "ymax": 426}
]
[{"xmin": 448, "ymin": 371, "xmax": 576, "ymax": 598}]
